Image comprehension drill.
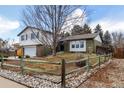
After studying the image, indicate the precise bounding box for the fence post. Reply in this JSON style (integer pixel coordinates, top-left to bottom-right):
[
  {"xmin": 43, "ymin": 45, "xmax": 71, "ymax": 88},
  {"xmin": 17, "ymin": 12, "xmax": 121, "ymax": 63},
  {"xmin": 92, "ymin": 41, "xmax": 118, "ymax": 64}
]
[
  {"xmin": 20, "ymin": 57, "xmax": 24, "ymax": 74},
  {"xmin": 98, "ymin": 56, "xmax": 100, "ymax": 68},
  {"xmin": 111, "ymin": 53, "xmax": 113, "ymax": 59},
  {"xmin": 61, "ymin": 59, "xmax": 66, "ymax": 88},
  {"xmin": 87, "ymin": 56, "xmax": 90, "ymax": 72},
  {"xmin": 1, "ymin": 55, "xmax": 4, "ymax": 69},
  {"xmin": 104, "ymin": 55, "xmax": 106, "ymax": 62}
]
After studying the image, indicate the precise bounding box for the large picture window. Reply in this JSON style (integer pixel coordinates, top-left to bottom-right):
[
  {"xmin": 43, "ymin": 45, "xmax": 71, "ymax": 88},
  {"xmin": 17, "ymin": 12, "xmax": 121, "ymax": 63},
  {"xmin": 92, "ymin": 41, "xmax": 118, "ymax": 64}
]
[{"xmin": 70, "ymin": 40, "xmax": 85, "ymax": 52}]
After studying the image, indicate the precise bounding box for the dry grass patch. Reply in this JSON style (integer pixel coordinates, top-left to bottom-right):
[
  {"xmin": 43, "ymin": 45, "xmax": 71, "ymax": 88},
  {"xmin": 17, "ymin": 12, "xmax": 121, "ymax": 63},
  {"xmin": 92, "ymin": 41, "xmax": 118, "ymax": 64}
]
[{"xmin": 35, "ymin": 52, "xmax": 97, "ymax": 62}]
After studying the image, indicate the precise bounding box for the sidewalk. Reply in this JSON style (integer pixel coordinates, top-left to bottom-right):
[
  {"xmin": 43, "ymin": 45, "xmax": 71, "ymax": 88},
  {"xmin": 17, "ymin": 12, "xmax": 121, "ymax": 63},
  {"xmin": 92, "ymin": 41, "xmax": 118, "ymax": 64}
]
[{"xmin": 0, "ymin": 76, "xmax": 27, "ymax": 88}]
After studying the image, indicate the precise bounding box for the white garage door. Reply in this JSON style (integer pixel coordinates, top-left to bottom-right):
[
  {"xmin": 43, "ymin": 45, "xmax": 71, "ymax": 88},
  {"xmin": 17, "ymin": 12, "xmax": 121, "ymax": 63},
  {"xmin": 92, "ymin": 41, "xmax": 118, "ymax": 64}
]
[{"xmin": 24, "ymin": 46, "xmax": 36, "ymax": 57}]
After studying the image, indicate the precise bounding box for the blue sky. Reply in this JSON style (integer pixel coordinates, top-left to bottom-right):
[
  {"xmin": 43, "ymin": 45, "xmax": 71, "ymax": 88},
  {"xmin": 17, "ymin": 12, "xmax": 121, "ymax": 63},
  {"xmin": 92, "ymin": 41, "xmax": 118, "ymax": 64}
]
[
  {"xmin": 0, "ymin": 5, "xmax": 124, "ymax": 43},
  {"xmin": 0, "ymin": 5, "xmax": 25, "ymax": 42}
]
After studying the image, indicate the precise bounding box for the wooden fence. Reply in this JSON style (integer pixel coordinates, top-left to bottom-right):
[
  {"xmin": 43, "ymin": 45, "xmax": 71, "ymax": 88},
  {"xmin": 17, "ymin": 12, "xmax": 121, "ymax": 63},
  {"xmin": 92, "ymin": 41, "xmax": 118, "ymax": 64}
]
[
  {"xmin": 0, "ymin": 54, "xmax": 112, "ymax": 88},
  {"xmin": 113, "ymin": 48, "xmax": 124, "ymax": 58},
  {"xmin": 60, "ymin": 54, "xmax": 112, "ymax": 87}
]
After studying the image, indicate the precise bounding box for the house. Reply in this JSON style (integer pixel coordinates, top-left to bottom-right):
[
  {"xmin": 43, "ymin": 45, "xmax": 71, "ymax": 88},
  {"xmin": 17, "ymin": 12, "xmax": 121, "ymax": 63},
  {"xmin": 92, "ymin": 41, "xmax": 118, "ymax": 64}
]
[
  {"xmin": 60, "ymin": 32, "xmax": 102, "ymax": 53},
  {"xmin": 17, "ymin": 26, "xmax": 52, "ymax": 57}
]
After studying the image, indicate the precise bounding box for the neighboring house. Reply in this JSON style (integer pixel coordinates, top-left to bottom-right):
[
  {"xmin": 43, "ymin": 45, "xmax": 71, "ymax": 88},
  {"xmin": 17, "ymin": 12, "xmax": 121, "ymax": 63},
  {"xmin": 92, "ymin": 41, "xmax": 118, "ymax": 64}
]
[
  {"xmin": 60, "ymin": 32, "xmax": 102, "ymax": 53},
  {"xmin": 17, "ymin": 26, "xmax": 52, "ymax": 57}
]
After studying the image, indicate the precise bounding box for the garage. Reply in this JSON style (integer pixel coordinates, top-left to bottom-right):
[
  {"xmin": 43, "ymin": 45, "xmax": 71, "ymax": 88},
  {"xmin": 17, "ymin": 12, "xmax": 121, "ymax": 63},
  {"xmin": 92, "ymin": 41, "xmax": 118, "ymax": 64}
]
[{"xmin": 24, "ymin": 46, "xmax": 36, "ymax": 57}]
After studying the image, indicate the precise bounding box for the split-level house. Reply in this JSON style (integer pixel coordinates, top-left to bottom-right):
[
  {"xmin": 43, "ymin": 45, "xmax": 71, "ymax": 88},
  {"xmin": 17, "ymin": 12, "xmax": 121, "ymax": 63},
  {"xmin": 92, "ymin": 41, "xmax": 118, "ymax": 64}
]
[
  {"xmin": 17, "ymin": 26, "xmax": 52, "ymax": 57},
  {"xmin": 18, "ymin": 26, "xmax": 102, "ymax": 57}
]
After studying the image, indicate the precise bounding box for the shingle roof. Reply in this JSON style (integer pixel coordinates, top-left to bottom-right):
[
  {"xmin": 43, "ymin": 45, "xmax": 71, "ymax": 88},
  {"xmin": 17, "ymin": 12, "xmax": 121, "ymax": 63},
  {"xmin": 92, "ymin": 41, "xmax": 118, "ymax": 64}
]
[
  {"xmin": 17, "ymin": 26, "xmax": 52, "ymax": 36},
  {"xmin": 61, "ymin": 33, "xmax": 99, "ymax": 41}
]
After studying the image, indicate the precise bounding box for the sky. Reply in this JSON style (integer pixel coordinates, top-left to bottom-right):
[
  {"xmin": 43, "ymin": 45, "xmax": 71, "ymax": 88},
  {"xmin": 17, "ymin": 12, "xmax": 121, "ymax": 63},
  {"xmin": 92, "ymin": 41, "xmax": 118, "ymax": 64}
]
[{"xmin": 0, "ymin": 5, "xmax": 124, "ymax": 43}]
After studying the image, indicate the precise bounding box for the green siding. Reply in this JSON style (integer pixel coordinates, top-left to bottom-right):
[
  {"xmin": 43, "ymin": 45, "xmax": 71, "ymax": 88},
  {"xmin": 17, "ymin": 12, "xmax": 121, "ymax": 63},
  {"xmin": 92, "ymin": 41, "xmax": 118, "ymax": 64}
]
[
  {"xmin": 94, "ymin": 40, "xmax": 102, "ymax": 52},
  {"xmin": 86, "ymin": 39, "xmax": 102, "ymax": 53},
  {"xmin": 86, "ymin": 39, "xmax": 95, "ymax": 53},
  {"xmin": 64, "ymin": 41, "xmax": 69, "ymax": 52}
]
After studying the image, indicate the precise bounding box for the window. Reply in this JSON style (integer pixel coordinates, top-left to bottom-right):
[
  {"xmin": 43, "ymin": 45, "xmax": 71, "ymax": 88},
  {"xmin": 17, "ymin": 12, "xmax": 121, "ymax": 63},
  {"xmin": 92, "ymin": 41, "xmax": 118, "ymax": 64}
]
[
  {"xmin": 21, "ymin": 35, "xmax": 24, "ymax": 41},
  {"xmin": 31, "ymin": 33, "xmax": 35, "ymax": 39},
  {"xmin": 72, "ymin": 44, "xmax": 75, "ymax": 48},
  {"xmin": 80, "ymin": 41, "xmax": 84, "ymax": 48},
  {"xmin": 76, "ymin": 44, "xmax": 79, "ymax": 48},
  {"xmin": 26, "ymin": 34, "xmax": 28, "ymax": 40},
  {"xmin": 37, "ymin": 32, "xmax": 39, "ymax": 39}
]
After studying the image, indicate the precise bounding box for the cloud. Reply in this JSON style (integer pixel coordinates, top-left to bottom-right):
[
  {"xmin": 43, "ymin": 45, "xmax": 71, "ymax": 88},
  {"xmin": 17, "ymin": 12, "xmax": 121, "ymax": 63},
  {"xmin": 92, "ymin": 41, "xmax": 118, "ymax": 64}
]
[
  {"xmin": 63, "ymin": 8, "xmax": 86, "ymax": 32},
  {"xmin": 0, "ymin": 16, "xmax": 20, "ymax": 34},
  {"xmin": 90, "ymin": 18, "xmax": 124, "ymax": 33}
]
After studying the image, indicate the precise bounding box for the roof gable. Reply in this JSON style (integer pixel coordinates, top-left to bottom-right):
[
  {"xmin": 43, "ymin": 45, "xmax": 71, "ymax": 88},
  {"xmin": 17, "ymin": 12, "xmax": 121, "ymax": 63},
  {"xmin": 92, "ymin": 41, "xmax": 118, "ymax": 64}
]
[{"xmin": 17, "ymin": 26, "xmax": 52, "ymax": 36}]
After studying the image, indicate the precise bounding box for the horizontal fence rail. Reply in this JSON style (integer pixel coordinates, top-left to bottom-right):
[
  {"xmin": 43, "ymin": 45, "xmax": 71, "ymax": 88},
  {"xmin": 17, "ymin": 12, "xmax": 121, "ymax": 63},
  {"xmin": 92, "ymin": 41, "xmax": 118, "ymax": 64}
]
[{"xmin": 2, "ymin": 58, "xmax": 61, "ymax": 65}]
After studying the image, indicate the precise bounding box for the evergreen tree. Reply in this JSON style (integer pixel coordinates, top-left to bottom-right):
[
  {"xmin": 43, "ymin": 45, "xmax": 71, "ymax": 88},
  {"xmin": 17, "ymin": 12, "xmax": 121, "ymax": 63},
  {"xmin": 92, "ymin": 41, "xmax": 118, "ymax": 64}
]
[
  {"xmin": 82, "ymin": 24, "xmax": 92, "ymax": 34},
  {"xmin": 94, "ymin": 24, "xmax": 103, "ymax": 40},
  {"xmin": 61, "ymin": 31, "xmax": 70, "ymax": 38},
  {"xmin": 64, "ymin": 32, "xmax": 70, "ymax": 37},
  {"xmin": 71, "ymin": 25, "xmax": 83, "ymax": 35},
  {"xmin": 103, "ymin": 30, "xmax": 112, "ymax": 47},
  {"xmin": 71, "ymin": 24, "xmax": 92, "ymax": 35}
]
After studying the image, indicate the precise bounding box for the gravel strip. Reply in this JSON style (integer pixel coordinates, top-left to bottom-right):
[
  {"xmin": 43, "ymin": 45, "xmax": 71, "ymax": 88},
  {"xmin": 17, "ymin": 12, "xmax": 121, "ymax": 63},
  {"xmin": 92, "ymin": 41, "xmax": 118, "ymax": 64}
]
[{"xmin": 0, "ymin": 69, "xmax": 61, "ymax": 88}]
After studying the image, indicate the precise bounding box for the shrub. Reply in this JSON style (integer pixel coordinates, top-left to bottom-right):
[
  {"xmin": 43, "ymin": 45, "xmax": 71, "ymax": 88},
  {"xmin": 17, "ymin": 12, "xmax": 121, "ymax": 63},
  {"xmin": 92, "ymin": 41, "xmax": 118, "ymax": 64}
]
[
  {"xmin": 18, "ymin": 56, "xmax": 23, "ymax": 59},
  {"xmin": 25, "ymin": 55, "xmax": 30, "ymax": 58}
]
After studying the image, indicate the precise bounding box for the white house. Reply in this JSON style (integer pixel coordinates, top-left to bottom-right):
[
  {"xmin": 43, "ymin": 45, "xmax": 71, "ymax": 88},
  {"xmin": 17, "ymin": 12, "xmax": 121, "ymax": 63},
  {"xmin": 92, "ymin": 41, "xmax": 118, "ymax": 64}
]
[{"xmin": 17, "ymin": 26, "xmax": 52, "ymax": 57}]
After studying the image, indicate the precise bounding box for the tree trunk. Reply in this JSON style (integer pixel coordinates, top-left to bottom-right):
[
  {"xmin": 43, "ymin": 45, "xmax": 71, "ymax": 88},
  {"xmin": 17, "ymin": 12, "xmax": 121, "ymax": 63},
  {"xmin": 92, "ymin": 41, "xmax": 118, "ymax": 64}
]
[{"xmin": 52, "ymin": 48, "xmax": 56, "ymax": 56}]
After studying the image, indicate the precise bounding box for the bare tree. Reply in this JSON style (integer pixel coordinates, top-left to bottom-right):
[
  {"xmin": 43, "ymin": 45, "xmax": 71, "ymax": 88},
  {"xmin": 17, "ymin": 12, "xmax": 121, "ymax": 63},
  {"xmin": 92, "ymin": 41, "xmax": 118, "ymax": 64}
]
[
  {"xmin": 112, "ymin": 32, "xmax": 124, "ymax": 52},
  {"xmin": 22, "ymin": 5, "xmax": 87, "ymax": 56}
]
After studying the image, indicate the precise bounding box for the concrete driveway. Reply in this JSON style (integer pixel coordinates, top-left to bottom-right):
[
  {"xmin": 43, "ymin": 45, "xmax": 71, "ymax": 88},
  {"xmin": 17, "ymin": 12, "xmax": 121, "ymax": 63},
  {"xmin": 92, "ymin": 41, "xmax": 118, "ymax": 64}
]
[{"xmin": 0, "ymin": 76, "xmax": 27, "ymax": 88}]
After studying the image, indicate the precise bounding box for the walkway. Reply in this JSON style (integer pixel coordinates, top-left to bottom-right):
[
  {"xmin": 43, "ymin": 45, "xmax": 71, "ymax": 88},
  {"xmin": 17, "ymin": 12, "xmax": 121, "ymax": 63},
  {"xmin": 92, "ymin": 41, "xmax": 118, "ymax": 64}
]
[{"xmin": 0, "ymin": 76, "xmax": 27, "ymax": 88}]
